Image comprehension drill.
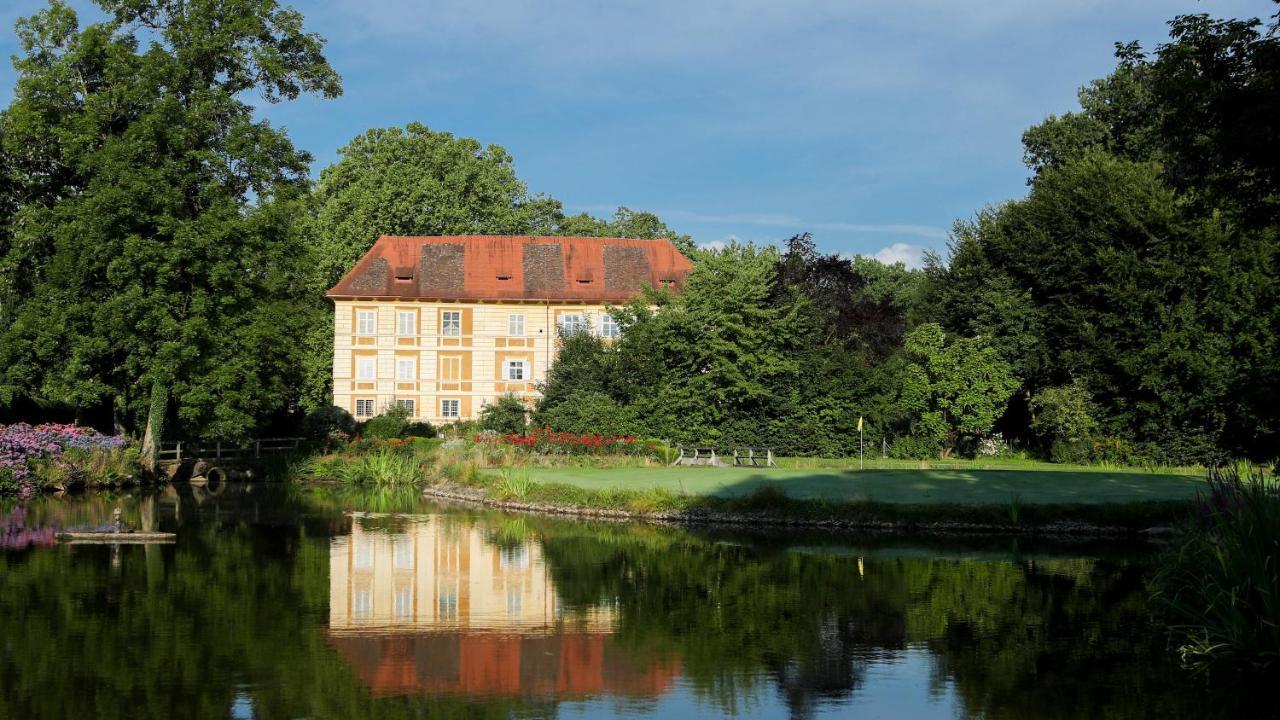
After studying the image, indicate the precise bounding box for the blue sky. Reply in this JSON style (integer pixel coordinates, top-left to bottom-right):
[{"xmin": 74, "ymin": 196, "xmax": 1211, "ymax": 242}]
[{"xmin": 1, "ymin": 1, "xmax": 1274, "ymax": 265}]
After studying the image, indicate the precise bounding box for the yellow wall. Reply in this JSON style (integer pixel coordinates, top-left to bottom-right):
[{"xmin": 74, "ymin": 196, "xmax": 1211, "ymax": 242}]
[
  {"xmin": 329, "ymin": 513, "xmax": 613, "ymax": 634},
  {"xmin": 332, "ymin": 300, "xmax": 614, "ymax": 422}
]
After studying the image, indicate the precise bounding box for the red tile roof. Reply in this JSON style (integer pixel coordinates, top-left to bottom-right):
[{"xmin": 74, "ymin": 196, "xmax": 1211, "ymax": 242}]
[{"xmin": 326, "ymin": 235, "xmax": 694, "ymax": 302}]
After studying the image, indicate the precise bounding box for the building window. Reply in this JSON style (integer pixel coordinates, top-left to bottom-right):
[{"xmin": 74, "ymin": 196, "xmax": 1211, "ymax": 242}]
[
  {"xmin": 393, "ymin": 535, "xmax": 414, "ymax": 569},
  {"xmin": 439, "ymin": 355, "xmax": 462, "ymax": 381},
  {"xmin": 397, "ymin": 310, "xmax": 417, "ymax": 336},
  {"xmin": 355, "ymin": 356, "xmax": 376, "ymax": 380},
  {"xmin": 557, "ymin": 314, "xmax": 584, "ymax": 336},
  {"xmin": 441, "ymin": 399, "xmax": 460, "ymax": 418},
  {"xmin": 395, "ymin": 398, "xmax": 415, "ymax": 416},
  {"xmin": 438, "ymin": 590, "xmax": 458, "ymax": 621},
  {"xmin": 500, "ymin": 545, "xmax": 529, "ymax": 571},
  {"xmin": 506, "ymin": 588, "xmax": 522, "ymax": 620},
  {"xmin": 396, "ymin": 357, "xmax": 416, "ymax": 380},
  {"xmin": 508, "ymin": 314, "xmax": 524, "ymax": 336},
  {"xmin": 599, "ymin": 314, "xmax": 620, "ymax": 339},
  {"xmin": 353, "ymin": 588, "xmax": 372, "ymax": 620},
  {"xmin": 355, "ymin": 398, "xmax": 375, "ymax": 418},
  {"xmin": 395, "ymin": 586, "xmax": 413, "ymax": 621},
  {"xmin": 503, "ymin": 360, "xmax": 527, "ymax": 381},
  {"xmin": 441, "ymin": 310, "xmax": 461, "ymax": 337},
  {"xmin": 356, "ymin": 310, "xmax": 376, "ymax": 336}
]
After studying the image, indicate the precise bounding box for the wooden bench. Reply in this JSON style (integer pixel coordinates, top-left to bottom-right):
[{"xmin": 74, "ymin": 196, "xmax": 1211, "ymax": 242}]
[
  {"xmin": 673, "ymin": 447, "xmax": 723, "ymax": 466},
  {"xmin": 732, "ymin": 448, "xmax": 776, "ymax": 467}
]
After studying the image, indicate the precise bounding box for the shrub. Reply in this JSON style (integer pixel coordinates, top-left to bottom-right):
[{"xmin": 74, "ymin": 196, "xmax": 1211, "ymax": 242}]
[
  {"xmin": 537, "ymin": 390, "xmax": 637, "ymax": 437},
  {"xmin": 1030, "ymin": 380, "xmax": 1099, "ymax": 454},
  {"xmin": 479, "ymin": 394, "xmax": 529, "ymax": 436},
  {"xmin": 889, "ymin": 435, "xmax": 942, "ymax": 460},
  {"xmin": 301, "ymin": 405, "xmax": 356, "ymax": 440},
  {"xmin": 1152, "ymin": 466, "xmax": 1280, "ymax": 671},
  {"xmin": 404, "ymin": 421, "xmax": 436, "ymax": 438},
  {"xmin": 362, "ymin": 406, "xmax": 411, "ymax": 439},
  {"xmin": 481, "ymin": 426, "xmax": 646, "ymax": 456},
  {"xmin": 0, "ymin": 423, "xmax": 130, "ymax": 494}
]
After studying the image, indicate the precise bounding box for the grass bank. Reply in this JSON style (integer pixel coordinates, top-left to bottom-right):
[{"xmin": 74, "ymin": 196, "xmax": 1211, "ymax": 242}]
[{"xmin": 425, "ymin": 463, "xmax": 1207, "ymax": 535}]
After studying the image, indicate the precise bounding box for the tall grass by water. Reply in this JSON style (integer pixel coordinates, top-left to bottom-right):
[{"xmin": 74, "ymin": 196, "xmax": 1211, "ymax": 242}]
[
  {"xmin": 310, "ymin": 449, "xmax": 430, "ymax": 486},
  {"xmin": 1153, "ymin": 465, "xmax": 1279, "ymax": 671}
]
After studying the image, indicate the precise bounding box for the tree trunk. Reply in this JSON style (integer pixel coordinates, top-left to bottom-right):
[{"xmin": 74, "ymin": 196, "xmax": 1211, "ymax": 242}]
[{"xmin": 140, "ymin": 379, "xmax": 168, "ymax": 473}]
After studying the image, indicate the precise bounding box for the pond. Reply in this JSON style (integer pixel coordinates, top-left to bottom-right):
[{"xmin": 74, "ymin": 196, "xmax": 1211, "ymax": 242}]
[{"xmin": 0, "ymin": 483, "xmax": 1267, "ymax": 719}]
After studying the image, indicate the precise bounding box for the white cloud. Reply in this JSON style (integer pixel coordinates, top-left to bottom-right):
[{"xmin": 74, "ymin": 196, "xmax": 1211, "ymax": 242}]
[
  {"xmin": 871, "ymin": 243, "xmax": 928, "ymax": 269},
  {"xmin": 698, "ymin": 236, "xmax": 737, "ymax": 252}
]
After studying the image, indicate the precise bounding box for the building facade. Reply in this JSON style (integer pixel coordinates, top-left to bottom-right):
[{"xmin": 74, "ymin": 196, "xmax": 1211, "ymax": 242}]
[{"xmin": 327, "ymin": 235, "xmax": 692, "ymax": 422}]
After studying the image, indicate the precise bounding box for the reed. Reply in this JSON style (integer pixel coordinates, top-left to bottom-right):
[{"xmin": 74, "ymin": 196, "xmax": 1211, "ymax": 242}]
[{"xmin": 1152, "ymin": 466, "xmax": 1280, "ymax": 671}]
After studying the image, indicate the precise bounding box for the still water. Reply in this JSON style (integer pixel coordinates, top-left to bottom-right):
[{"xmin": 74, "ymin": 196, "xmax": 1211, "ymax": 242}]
[{"xmin": 0, "ymin": 484, "xmax": 1266, "ymax": 719}]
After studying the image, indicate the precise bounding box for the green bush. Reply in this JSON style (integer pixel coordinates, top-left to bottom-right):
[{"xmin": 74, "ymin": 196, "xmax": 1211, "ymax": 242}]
[
  {"xmin": 362, "ymin": 406, "xmax": 410, "ymax": 439},
  {"xmin": 301, "ymin": 405, "xmax": 356, "ymax": 440},
  {"xmin": 537, "ymin": 390, "xmax": 637, "ymax": 437},
  {"xmin": 889, "ymin": 435, "xmax": 942, "ymax": 460},
  {"xmin": 1050, "ymin": 439, "xmax": 1091, "ymax": 465},
  {"xmin": 0, "ymin": 468, "xmax": 19, "ymax": 494},
  {"xmin": 404, "ymin": 421, "xmax": 436, "ymax": 438},
  {"xmin": 479, "ymin": 393, "xmax": 528, "ymax": 436}
]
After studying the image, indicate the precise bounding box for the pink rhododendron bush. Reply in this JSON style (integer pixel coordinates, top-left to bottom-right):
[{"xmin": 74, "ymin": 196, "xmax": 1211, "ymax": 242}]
[{"xmin": 0, "ymin": 423, "xmax": 138, "ymax": 496}]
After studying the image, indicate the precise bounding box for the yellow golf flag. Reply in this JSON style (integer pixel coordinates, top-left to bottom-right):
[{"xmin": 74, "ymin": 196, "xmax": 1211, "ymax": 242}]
[{"xmin": 857, "ymin": 416, "xmax": 863, "ymax": 432}]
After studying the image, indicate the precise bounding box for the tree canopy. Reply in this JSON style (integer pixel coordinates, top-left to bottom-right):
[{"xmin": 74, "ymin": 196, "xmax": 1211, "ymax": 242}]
[{"xmin": 0, "ymin": 0, "xmax": 342, "ymax": 445}]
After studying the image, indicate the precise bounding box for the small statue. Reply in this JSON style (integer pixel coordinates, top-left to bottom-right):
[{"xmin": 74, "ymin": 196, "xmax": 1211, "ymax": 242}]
[{"xmin": 112, "ymin": 507, "xmax": 124, "ymax": 533}]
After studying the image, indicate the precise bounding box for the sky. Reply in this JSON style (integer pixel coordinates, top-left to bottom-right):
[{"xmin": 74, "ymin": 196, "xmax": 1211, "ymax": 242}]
[{"xmin": 0, "ymin": 1, "xmax": 1275, "ymax": 266}]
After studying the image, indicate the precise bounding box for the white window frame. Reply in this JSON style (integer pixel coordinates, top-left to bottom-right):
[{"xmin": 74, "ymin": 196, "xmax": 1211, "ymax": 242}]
[
  {"xmin": 355, "ymin": 356, "xmax": 376, "ymax": 380},
  {"xmin": 396, "ymin": 357, "xmax": 416, "ymax": 380},
  {"xmin": 440, "ymin": 399, "xmax": 460, "ymax": 419},
  {"xmin": 508, "ymin": 314, "xmax": 524, "ymax": 337},
  {"xmin": 356, "ymin": 310, "xmax": 376, "ymax": 336},
  {"xmin": 395, "ymin": 398, "xmax": 415, "ymax": 416},
  {"xmin": 557, "ymin": 314, "xmax": 584, "ymax": 336},
  {"xmin": 441, "ymin": 310, "xmax": 462, "ymax": 337},
  {"xmin": 438, "ymin": 590, "xmax": 458, "ymax": 621},
  {"xmin": 599, "ymin": 314, "xmax": 620, "ymax": 339},
  {"xmin": 503, "ymin": 360, "xmax": 527, "ymax": 381},
  {"xmin": 354, "ymin": 398, "xmax": 375, "ymax": 418},
  {"xmin": 396, "ymin": 310, "xmax": 417, "ymax": 337}
]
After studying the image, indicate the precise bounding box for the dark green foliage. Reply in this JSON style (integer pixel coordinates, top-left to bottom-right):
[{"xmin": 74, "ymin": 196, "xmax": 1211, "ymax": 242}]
[
  {"xmin": 361, "ymin": 406, "xmax": 410, "ymax": 440},
  {"xmin": 928, "ymin": 9, "xmax": 1280, "ymax": 464},
  {"xmin": 537, "ymin": 390, "xmax": 637, "ymax": 437},
  {"xmin": 404, "ymin": 421, "xmax": 437, "ymax": 438},
  {"xmin": 478, "ymin": 393, "xmax": 528, "ymax": 436},
  {"xmin": 0, "ymin": 0, "xmax": 342, "ymax": 440},
  {"xmin": 1153, "ymin": 466, "xmax": 1280, "ymax": 670},
  {"xmin": 301, "ymin": 405, "xmax": 356, "ymax": 440}
]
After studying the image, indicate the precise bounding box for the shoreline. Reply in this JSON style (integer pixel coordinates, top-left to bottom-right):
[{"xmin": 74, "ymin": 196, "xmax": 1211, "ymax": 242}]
[{"xmin": 420, "ymin": 482, "xmax": 1185, "ymax": 538}]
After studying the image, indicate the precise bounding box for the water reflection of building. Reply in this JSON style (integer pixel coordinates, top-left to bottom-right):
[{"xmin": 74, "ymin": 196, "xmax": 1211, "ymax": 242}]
[{"xmin": 328, "ymin": 514, "xmax": 679, "ymax": 699}]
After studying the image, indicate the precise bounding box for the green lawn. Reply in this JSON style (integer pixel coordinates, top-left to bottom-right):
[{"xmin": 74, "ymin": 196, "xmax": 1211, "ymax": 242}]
[{"xmin": 516, "ymin": 466, "xmax": 1206, "ymax": 505}]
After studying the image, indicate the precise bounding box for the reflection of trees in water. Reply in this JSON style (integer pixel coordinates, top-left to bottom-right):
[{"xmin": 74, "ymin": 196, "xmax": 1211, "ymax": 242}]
[
  {"xmin": 0, "ymin": 491, "xmax": 1264, "ymax": 720},
  {"xmin": 536, "ymin": 524, "xmax": 1250, "ymax": 720}
]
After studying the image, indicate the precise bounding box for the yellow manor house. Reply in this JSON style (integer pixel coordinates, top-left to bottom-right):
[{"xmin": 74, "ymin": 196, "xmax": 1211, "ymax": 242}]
[{"xmin": 327, "ymin": 235, "xmax": 693, "ymax": 422}]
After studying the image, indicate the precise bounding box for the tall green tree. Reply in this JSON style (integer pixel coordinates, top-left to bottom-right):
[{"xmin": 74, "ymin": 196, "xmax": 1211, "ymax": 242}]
[
  {"xmin": 557, "ymin": 206, "xmax": 695, "ymax": 256},
  {"xmin": 308, "ymin": 123, "xmax": 564, "ymax": 293},
  {"xmin": 897, "ymin": 323, "xmax": 1018, "ymax": 458},
  {"xmin": 0, "ymin": 0, "xmax": 341, "ymax": 450}
]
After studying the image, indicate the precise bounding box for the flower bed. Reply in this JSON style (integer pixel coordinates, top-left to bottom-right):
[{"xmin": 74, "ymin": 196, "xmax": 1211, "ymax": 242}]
[
  {"xmin": 0, "ymin": 423, "xmax": 135, "ymax": 496},
  {"xmin": 476, "ymin": 427, "xmax": 654, "ymax": 456}
]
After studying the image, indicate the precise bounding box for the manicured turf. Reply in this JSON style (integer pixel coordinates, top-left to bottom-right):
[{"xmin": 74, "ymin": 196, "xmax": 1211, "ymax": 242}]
[{"xmin": 519, "ymin": 466, "xmax": 1206, "ymax": 505}]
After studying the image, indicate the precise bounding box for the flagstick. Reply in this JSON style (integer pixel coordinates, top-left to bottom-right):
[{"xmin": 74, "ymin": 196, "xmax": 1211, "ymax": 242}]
[{"xmin": 859, "ymin": 423, "xmax": 864, "ymax": 470}]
